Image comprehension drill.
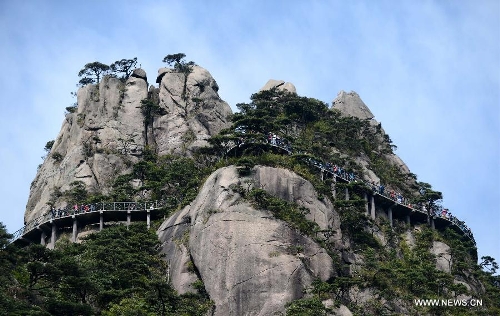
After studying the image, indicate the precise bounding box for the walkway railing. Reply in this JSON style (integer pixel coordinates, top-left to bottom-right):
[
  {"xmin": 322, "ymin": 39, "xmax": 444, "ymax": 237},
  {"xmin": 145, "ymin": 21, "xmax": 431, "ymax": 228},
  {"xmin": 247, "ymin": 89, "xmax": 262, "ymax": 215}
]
[
  {"xmin": 10, "ymin": 200, "xmax": 166, "ymax": 243},
  {"xmin": 312, "ymin": 160, "xmax": 474, "ymax": 244},
  {"xmin": 13, "ymin": 136, "xmax": 474, "ymax": 245},
  {"xmin": 226, "ymin": 136, "xmax": 475, "ymax": 244}
]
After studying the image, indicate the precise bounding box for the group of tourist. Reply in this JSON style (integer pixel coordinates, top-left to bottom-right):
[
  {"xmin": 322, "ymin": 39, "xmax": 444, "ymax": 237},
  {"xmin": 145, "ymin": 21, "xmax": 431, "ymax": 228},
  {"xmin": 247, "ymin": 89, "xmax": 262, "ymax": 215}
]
[
  {"xmin": 48, "ymin": 202, "xmax": 144, "ymax": 219},
  {"xmin": 17, "ymin": 132, "xmax": 473, "ymax": 244},
  {"xmin": 367, "ymin": 182, "xmax": 413, "ymax": 207},
  {"xmin": 49, "ymin": 204, "xmax": 98, "ymax": 218},
  {"xmin": 259, "ymin": 131, "xmax": 474, "ymax": 242},
  {"xmin": 267, "ymin": 132, "xmax": 292, "ymax": 152}
]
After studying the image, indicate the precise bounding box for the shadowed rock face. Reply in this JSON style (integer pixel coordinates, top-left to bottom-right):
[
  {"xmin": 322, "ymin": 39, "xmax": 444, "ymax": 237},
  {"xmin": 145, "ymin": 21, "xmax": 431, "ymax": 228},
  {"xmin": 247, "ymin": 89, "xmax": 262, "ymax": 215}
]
[
  {"xmin": 158, "ymin": 165, "xmax": 338, "ymax": 316},
  {"xmin": 25, "ymin": 66, "xmax": 232, "ymax": 223}
]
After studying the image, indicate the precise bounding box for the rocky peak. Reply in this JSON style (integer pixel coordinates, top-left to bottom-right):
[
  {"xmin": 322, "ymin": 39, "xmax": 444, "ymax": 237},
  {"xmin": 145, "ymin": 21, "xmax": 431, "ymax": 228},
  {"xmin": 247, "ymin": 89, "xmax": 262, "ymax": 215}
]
[
  {"xmin": 260, "ymin": 79, "xmax": 297, "ymax": 93},
  {"xmin": 131, "ymin": 68, "xmax": 147, "ymax": 81},
  {"xmin": 153, "ymin": 65, "xmax": 232, "ymax": 155},
  {"xmin": 332, "ymin": 90, "xmax": 375, "ymax": 120},
  {"xmin": 25, "ymin": 65, "xmax": 232, "ymax": 223}
]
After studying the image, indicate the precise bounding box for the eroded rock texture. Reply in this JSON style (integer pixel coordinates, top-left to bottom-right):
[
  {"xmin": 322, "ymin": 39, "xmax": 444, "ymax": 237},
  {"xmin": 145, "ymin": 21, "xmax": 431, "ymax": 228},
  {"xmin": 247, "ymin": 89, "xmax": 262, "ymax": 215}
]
[
  {"xmin": 154, "ymin": 65, "xmax": 232, "ymax": 155},
  {"xmin": 158, "ymin": 165, "xmax": 339, "ymax": 316},
  {"xmin": 25, "ymin": 66, "xmax": 232, "ymax": 223},
  {"xmin": 25, "ymin": 75, "xmax": 148, "ymax": 223}
]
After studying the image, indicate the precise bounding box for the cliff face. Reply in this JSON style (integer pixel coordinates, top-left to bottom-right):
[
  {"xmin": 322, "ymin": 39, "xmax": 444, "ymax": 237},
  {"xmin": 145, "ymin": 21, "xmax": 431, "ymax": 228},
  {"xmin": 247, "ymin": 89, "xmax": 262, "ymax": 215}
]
[
  {"xmin": 158, "ymin": 165, "xmax": 337, "ymax": 316},
  {"xmin": 25, "ymin": 75, "xmax": 146, "ymax": 223},
  {"xmin": 25, "ymin": 66, "xmax": 231, "ymax": 223}
]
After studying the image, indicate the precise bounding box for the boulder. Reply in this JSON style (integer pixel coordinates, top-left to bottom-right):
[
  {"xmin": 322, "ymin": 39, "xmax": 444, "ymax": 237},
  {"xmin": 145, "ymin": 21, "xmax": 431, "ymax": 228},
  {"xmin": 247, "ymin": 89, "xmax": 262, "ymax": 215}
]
[
  {"xmin": 260, "ymin": 79, "xmax": 297, "ymax": 93},
  {"xmin": 131, "ymin": 68, "xmax": 147, "ymax": 81},
  {"xmin": 158, "ymin": 165, "xmax": 337, "ymax": 315},
  {"xmin": 156, "ymin": 67, "xmax": 171, "ymax": 83}
]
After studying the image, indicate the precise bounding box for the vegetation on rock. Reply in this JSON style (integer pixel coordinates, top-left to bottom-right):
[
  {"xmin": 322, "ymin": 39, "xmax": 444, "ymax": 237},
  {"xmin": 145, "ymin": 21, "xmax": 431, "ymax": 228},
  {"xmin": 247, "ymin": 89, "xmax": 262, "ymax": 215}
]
[
  {"xmin": 77, "ymin": 57, "xmax": 139, "ymax": 86},
  {"xmin": 109, "ymin": 57, "xmax": 137, "ymax": 80},
  {"xmin": 78, "ymin": 62, "xmax": 110, "ymax": 85},
  {"xmin": 208, "ymin": 88, "xmax": 416, "ymax": 196},
  {"xmin": 162, "ymin": 53, "xmax": 195, "ymax": 74}
]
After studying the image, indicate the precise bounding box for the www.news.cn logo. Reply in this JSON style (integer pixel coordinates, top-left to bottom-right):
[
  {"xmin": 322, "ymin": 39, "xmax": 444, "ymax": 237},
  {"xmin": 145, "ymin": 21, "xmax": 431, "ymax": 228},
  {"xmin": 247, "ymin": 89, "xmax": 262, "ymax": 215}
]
[{"xmin": 414, "ymin": 299, "xmax": 483, "ymax": 307}]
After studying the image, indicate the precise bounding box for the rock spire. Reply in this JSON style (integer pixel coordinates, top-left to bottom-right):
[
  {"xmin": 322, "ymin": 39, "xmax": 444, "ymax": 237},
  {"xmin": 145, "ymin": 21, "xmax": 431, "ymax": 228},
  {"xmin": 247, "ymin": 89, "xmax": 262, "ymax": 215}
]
[{"xmin": 25, "ymin": 66, "xmax": 231, "ymax": 223}]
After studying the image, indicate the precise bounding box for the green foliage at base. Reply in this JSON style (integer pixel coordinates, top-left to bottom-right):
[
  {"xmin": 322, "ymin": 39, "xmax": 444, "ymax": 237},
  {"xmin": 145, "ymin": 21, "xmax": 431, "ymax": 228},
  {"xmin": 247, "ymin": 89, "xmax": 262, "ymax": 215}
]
[
  {"xmin": 295, "ymin": 218, "xmax": 500, "ymax": 315},
  {"xmin": 0, "ymin": 223, "xmax": 212, "ymax": 315}
]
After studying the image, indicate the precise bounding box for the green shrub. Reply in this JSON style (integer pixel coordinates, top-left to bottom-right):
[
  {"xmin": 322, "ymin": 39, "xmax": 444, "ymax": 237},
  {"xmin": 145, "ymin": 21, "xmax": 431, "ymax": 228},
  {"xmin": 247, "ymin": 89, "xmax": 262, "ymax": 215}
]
[
  {"xmin": 286, "ymin": 297, "xmax": 328, "ymax": 316},
  {"xmin": 51, "ymin": 152, "xmax": 63, "ymax": 162},
  {"xmin": 247, "ymin": 188, "xmax": 319, "ymax": 236},
  {"xmin": 65, "ymin": 105, "xmax": 77, "ymax": 113}
]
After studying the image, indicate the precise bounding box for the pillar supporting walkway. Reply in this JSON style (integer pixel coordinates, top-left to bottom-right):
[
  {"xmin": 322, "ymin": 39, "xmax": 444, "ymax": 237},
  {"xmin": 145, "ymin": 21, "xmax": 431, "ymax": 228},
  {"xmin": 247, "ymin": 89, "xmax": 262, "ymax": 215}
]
[{"xmin": 11, "ymin": 201, "xmax": 165, "ymax": 246}]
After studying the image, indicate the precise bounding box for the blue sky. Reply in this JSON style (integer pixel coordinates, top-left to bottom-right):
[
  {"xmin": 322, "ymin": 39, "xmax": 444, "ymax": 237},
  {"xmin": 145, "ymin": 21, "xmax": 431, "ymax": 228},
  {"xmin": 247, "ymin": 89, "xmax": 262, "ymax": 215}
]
[{"xmin": 0, "ymin": 1, "xmax": 498, "ymax": 264}]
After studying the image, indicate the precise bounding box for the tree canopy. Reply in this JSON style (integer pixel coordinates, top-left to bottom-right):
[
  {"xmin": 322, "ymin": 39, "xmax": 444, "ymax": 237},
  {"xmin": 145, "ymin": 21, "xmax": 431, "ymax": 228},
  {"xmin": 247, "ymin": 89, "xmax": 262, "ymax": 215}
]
[
  {"xmin": 110, "ymin": 57, "xmax": 137, "ymax": 80},
  {"xmin": 0, "ymin": 223, "xmax": 212, "ymax": 315},
  {"xmin": 78, "ymin": 61, "xmax": 110, "ymax": 85},
  {"xmin": 208, "ymin": 88, "xmax": 412, "ymax": 193},
  {"xmin": 162, "ymin": 53, "xmax": 195, "ymax": 73}
]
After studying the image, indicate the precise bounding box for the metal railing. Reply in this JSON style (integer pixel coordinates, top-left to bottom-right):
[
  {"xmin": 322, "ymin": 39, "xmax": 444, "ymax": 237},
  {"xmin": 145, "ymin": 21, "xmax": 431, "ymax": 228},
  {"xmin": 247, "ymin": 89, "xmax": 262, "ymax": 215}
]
[
  {"xmin": 12, "ymin": 137, "xmax": 475, "ymax": 245},
  {"xmin": 10, "ymin": 200, "xmax": 167, "ymax": 243},
  {"xmin": 227, "ymin": 136, "xmax": 475, "ymax": 244}
]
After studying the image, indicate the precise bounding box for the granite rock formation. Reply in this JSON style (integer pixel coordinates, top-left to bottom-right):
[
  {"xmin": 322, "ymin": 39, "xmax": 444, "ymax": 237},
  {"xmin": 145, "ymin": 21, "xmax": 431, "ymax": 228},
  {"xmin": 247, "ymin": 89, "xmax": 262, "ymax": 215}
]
[
  {"xmin": 25, "ymin": 66, "xmax": 231, "ymax": 223},
  {"xmin": 153, "ymin": 65, "xmax": 232, "ymax": 155},
  {"xmin": 21, "ymin": 69, "xmax": 486, "ymax": 315},
  {"xmin": 332, "ymin": 90, "xmax": 374, "ymax": 120},
  {"xmin": 260, "ymin": 79, "xmax": 297, "ymax": 93},
  {"xmin": 158, "ymin": 165, "xmax": 337, "ymax": 315}
]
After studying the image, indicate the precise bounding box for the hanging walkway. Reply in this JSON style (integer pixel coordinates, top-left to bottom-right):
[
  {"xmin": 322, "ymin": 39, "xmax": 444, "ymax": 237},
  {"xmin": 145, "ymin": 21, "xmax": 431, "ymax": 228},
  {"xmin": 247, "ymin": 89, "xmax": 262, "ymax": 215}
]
[
  {"xmin": 11, "ymin": 201, "xmax": 166, "ymax": 247},
  {"xmin": 226, "ymin": 137, "xmax": 475, "ymax": 245},
  {"xmin": 12, "ymin": 137, "xmax": 474, "ymax": 246}
]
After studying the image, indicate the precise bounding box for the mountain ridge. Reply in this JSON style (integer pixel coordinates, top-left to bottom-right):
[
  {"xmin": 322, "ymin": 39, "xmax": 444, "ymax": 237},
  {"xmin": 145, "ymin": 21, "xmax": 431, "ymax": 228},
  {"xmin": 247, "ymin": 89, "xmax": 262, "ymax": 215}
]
[{"xmin": 12, "ymin": 60, "xmax": 498, "ymax": 315}]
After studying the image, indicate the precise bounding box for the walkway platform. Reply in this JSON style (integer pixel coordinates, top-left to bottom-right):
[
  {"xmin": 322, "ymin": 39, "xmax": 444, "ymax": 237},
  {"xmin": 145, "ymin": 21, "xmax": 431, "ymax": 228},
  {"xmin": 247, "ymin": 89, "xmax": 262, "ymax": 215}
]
[{"xmin": 11, "ymin": 201, "xmax": 166, "ymax": 246}]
